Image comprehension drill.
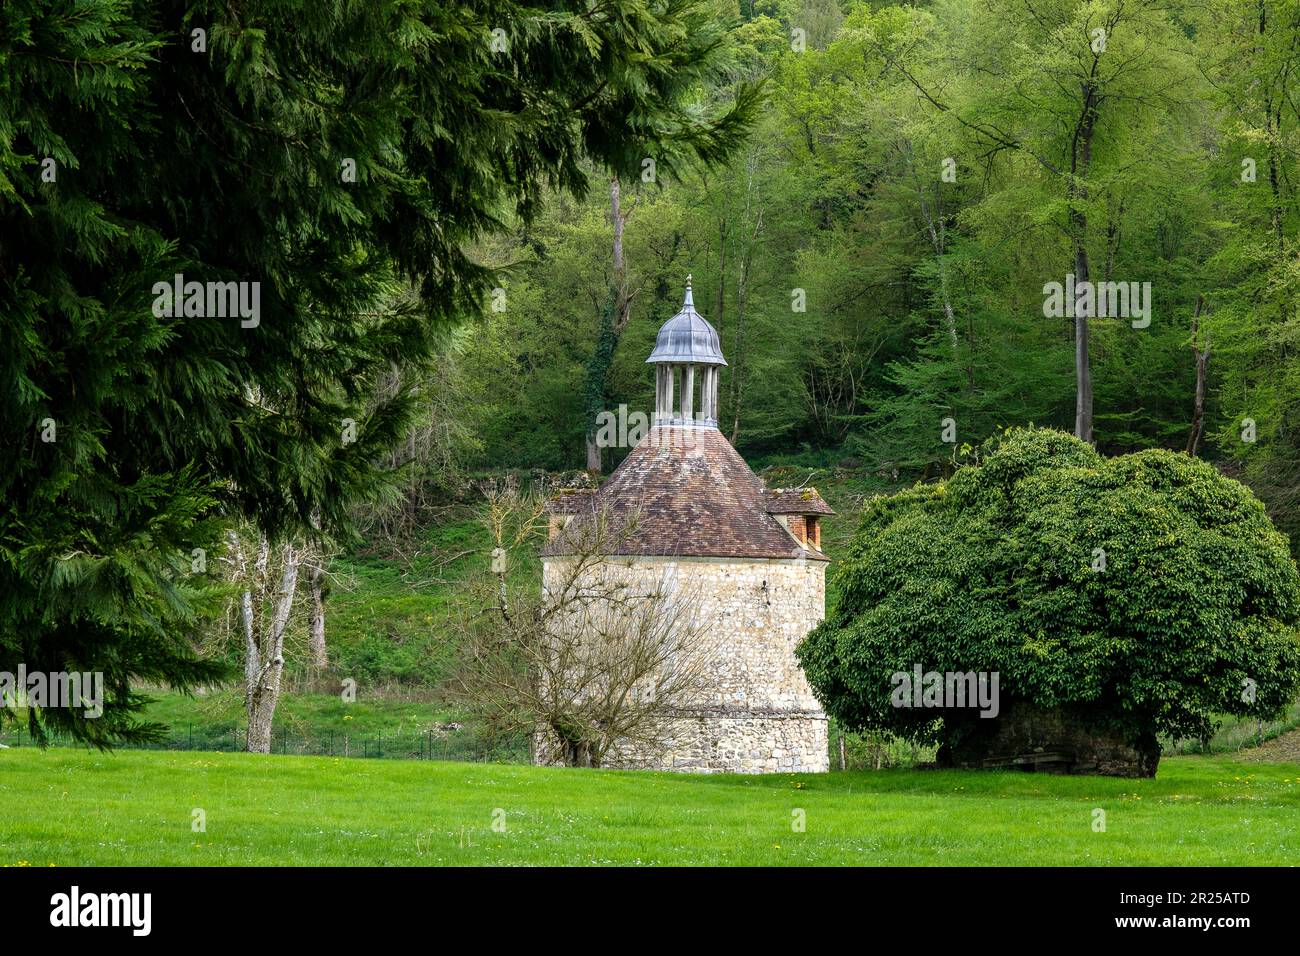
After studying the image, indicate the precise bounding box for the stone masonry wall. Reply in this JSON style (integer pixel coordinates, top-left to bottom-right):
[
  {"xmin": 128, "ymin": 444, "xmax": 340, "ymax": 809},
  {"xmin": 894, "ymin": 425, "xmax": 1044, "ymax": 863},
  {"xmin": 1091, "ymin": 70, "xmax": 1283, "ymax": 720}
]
[{"xmin": 538, "ymin": 555, "xmax": 830, "ymax": 773}]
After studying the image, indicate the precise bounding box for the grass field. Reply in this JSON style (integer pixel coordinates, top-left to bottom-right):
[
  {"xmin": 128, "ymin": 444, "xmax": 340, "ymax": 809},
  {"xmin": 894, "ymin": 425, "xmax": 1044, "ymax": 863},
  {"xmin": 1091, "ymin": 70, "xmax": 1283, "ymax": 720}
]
[{"xmin": 2, "ymin": 749, "xmax": 1297, "ymax": 866}]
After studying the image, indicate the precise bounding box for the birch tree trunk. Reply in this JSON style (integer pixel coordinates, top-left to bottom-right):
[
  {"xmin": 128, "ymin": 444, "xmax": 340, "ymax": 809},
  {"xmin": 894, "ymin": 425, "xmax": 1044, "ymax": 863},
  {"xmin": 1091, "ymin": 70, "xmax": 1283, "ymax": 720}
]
[
  {"xmin": 227, "ymin": 532, "xmax": 257, "ymax": 751},
  {"xmin": 307, "ymin": 558, "xmax": 327, "ymax": 670},
  {"xmin": 241, "ymin": 534, "xmax": 269, "ymax": 746},
  {"xmin": 243, "ymin": 539, "xmax": 303, "ymax": 753}
]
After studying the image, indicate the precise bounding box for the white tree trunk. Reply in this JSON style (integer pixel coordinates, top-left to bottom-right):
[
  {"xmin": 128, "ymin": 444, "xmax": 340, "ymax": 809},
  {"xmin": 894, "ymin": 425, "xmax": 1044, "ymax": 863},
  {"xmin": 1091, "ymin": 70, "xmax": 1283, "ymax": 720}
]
[
  {"xmin": 307, "ymin": 558, "xmax": 327, "ymax": 669},
  {"xmin": 245, "ymin": 540, "xmax": 302, "ymax": 753},
  {"xmin": 305, "ymin": 513, "xmax": 328, "ymax": 670}
]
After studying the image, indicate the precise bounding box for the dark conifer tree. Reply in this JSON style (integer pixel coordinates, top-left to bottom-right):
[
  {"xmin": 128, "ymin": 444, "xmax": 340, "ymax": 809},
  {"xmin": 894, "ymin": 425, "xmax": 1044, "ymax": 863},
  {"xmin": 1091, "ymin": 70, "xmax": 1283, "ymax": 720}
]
[{"xmin": 0, "ymin": 0, "xmax": 757, "ymax": 743}]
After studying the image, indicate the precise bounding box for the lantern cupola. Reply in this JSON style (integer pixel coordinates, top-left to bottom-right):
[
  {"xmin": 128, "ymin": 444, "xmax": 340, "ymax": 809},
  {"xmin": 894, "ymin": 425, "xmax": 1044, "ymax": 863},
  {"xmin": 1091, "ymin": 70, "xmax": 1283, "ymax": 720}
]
[{"xmin": 646, "ymin": 276, "xmax": 727, "ymax": 427}]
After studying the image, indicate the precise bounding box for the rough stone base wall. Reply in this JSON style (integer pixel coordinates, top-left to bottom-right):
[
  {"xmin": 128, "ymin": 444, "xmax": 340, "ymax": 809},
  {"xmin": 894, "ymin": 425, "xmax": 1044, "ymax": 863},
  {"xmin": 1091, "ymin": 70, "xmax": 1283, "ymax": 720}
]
[
  {"xmin": 940, "ymin": 701, "xmax": 1160, "ymax": 778},
  {"xmin": 657, "ymin": 711, "xmax": 830, "ymax": 774},
  {"xmin": 535, "ymin": 710, "xmax": 829, "ymax": 774}
]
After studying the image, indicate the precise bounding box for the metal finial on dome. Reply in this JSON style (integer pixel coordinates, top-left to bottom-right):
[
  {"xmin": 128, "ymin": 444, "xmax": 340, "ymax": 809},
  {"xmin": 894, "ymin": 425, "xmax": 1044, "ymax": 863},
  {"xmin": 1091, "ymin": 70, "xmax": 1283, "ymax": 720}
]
[{"xmin": 645, "ymin": 276, "xmax": 727, "ymax": 367}]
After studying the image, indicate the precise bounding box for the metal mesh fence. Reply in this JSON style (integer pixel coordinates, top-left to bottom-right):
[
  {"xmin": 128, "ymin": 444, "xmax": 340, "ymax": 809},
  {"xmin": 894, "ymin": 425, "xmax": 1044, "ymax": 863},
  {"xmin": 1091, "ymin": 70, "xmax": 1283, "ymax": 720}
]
[{"xmin": 0, "ymin": 723, "xmax": 528, "ymax": 763}]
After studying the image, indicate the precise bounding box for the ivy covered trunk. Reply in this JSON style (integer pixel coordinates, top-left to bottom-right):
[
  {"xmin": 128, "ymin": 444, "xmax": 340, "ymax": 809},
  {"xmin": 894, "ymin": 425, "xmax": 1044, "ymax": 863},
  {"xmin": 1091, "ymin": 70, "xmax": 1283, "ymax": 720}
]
[{"xmin": 584, "ymin": 301, "xmax": 617, "ymax": 474}]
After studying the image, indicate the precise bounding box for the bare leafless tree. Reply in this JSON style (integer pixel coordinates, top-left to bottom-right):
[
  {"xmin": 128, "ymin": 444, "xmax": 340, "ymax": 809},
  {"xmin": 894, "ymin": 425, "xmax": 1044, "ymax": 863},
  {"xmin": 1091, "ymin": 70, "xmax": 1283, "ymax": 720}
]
[
  {"xmin": 359, "ymin": 337, "xmax": 482, "ymax": 548},
  {"xmin": 447, "ymin": 481, "xmax": 714, "ymax": 768}
]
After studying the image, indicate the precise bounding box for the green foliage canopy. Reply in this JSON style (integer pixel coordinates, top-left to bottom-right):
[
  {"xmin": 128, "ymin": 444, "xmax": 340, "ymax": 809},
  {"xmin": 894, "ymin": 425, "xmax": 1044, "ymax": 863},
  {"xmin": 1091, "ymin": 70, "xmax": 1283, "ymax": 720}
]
[
  {"xmin": 0, "ymin": 0, "xmax": 755, "ymax": 743},
  {"xmin": 798, "ymin": 427, "xmax": 1300, "ymax": 749}
]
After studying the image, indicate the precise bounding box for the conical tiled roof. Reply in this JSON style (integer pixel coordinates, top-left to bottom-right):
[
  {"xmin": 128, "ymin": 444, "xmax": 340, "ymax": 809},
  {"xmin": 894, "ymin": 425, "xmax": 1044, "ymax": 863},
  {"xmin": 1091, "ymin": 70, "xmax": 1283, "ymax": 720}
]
[{"xmin": 543, "ymin": 426, "xmax": 828, "ymax": 561}]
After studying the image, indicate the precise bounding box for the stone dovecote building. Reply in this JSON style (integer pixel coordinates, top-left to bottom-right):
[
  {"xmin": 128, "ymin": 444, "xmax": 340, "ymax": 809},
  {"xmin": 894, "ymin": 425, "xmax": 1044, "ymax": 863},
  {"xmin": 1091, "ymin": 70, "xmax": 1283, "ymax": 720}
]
[{"xmin": 542, "ymin": 279, "xmax": 832, "ymax": 773}]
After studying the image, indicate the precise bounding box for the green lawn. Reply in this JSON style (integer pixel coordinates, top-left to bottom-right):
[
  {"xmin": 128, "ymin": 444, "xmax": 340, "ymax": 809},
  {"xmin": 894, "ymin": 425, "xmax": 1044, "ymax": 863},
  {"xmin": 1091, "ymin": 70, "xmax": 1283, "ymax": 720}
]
[{"xmin": 2, "ymin": 749, "xmax": 1296, "ymax": 866}]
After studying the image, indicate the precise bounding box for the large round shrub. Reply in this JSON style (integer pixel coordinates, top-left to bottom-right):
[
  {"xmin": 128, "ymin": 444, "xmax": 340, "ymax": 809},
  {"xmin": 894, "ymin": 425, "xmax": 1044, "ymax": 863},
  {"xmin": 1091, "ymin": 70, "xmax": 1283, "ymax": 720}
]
[{"xmin": 798, "ymin": 427, "xmax": 1300, "ymax": 775}]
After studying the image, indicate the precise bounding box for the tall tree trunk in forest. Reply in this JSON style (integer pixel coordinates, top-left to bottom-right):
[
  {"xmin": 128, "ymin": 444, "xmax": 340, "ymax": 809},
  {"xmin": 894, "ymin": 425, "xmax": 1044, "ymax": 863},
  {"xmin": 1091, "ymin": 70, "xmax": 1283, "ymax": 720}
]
[
  {"xmin": 1186, "ymin": 296, "xmax": 1210, "ymax": 456},
  {"xmin": 1103, "ymin": 197, "xmax": 1125, "ymax": 283},
  {"xmin": 911, "ymin": 146, "xmax": 958, "ymax": 351},
  {"xmin": 585, "ymin": 175, "xmax": 635, "ymax": 472},
  {"xmin": 1070, "ymin": 75, "xmax": 1099, "ymax": 445},
  {"xmin": 305, "ymin": 512, "xmax": 328, "ymax": 670},
  {"xmin": 730, "ymin": 244, "xmax": 751, "ymax": 443},
  {"xmin": 1261, "ymin": 2, "xmax": 1286, "ymax": 254},
  {"xmin": 307, "ymin": 556, "xmax": 327, "ymax": 670},
  {"xmin": 584, "ymin": 299, "xmax": 617, "ymax": 471},
  {"xmin": 918, "ymin": 179, "xmax": 971, "ymax": 387},
  {"xmin": 715, "ymin": 217, "xmax": 727, "ymax": 332},
  {"xmin": 729, "ymin": 151, "xmax": 763, "ymax": 444},
  {"xmin": 1073, "ymin": 242, "xmax": 1093, "ymax": 444}
]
